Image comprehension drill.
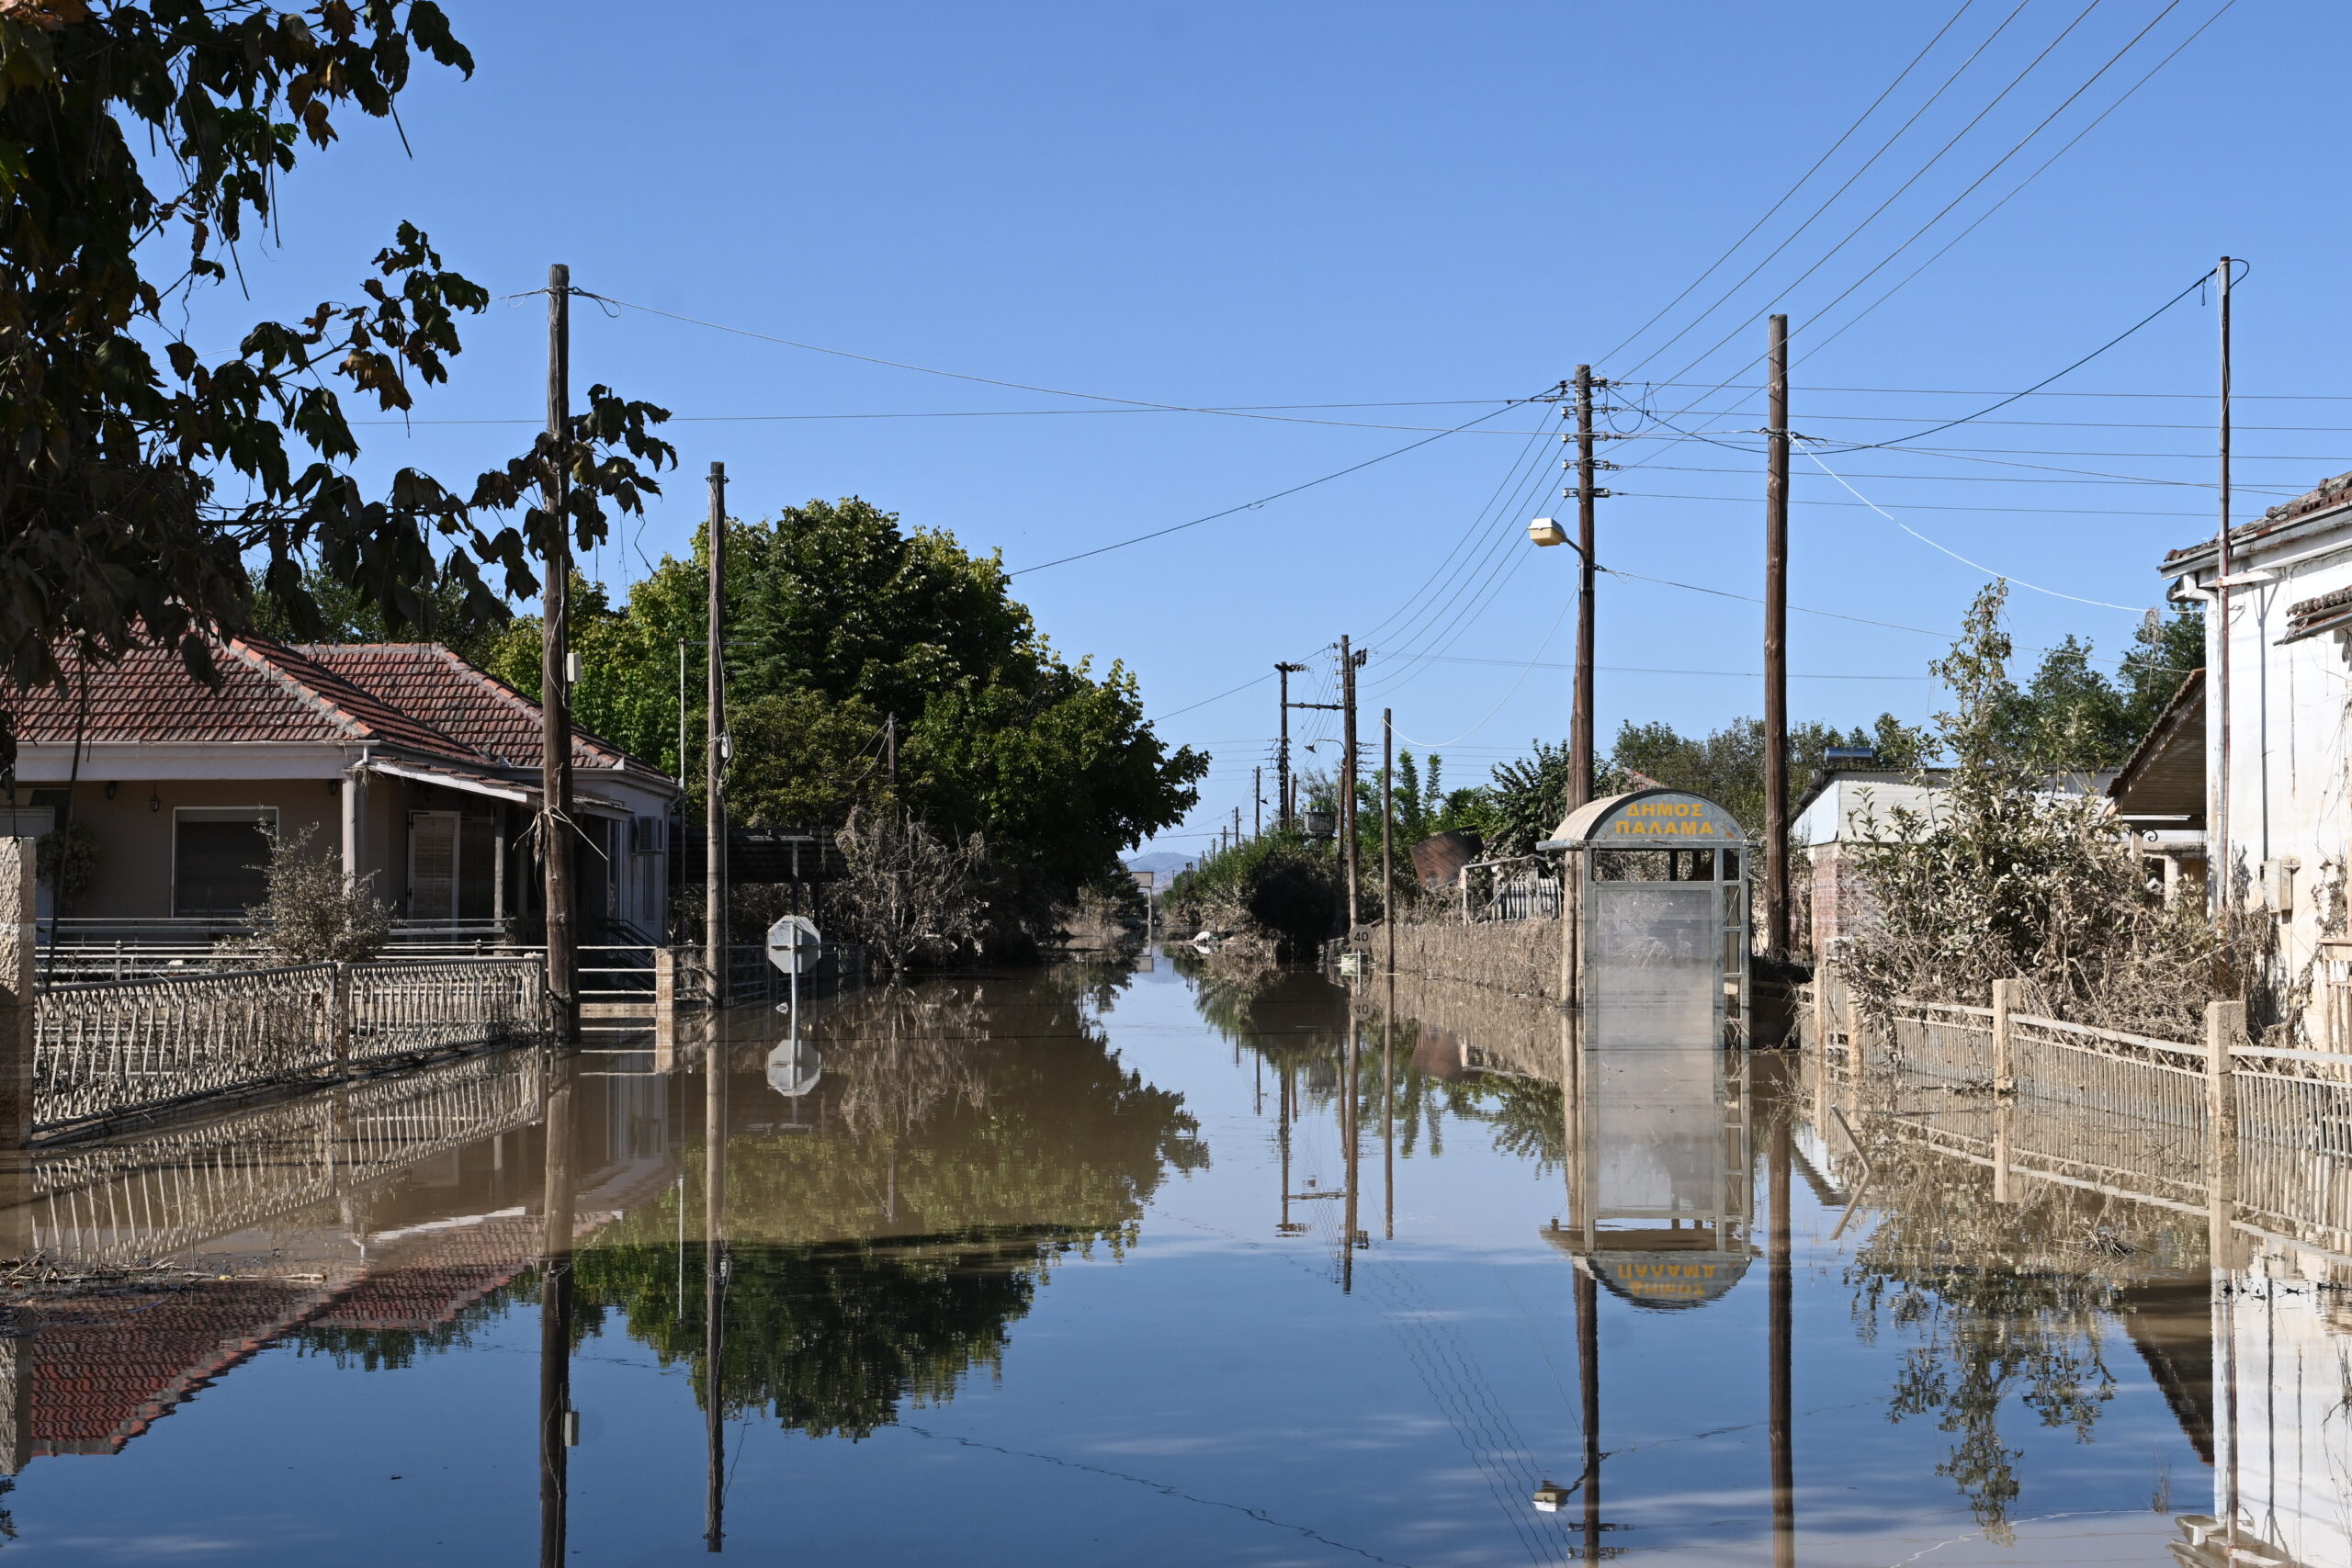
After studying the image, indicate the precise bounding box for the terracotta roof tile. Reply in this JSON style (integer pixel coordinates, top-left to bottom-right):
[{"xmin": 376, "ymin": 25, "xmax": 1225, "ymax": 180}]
[
  {"xmin": 296, "ymin": 645, "xmax": 650, "ymax": 774},
  {"xmin": 9, "ymin": 638, "xmax": 481, "ymax": 761}
]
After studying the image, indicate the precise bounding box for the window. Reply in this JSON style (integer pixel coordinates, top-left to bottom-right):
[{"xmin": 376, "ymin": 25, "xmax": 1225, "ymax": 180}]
[
  {"xmin": 631, "ymin": 815, "xmax": 668, "ymax": 855},
  {"xmin": 174, "ymin": 807, "xmax": 277, "ymax": 918}
]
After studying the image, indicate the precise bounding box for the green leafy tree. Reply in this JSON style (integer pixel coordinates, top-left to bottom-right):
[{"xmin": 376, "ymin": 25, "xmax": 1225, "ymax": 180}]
[
  {"xmin": 2, "ymin": 2, "xmax": 669, "ymax": 779},
  {"xmin": 493, "ymin": 506, "xmax": 1205, "ymax": 944},
  {"xmin": 1844, "ymin": 581, "xmax": 2233, "ymax": 1037},
  {"xmin": 1605, "ymin": 715, "xmax": 1920, "ymax": 836}
]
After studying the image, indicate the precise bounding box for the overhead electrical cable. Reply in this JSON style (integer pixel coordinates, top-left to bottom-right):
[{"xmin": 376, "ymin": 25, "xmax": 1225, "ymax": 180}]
[
  {"xmin": 1614, "ymin": 0, "xmax": 2038, "ymax": 380},
  {"xmin": 1594, "ymin": 0, "xmax": 1983, "ymax": 369},
  {"xmin": 1798, "ymin": 0, "xmax": 2239, "ymax": 362},
  {"xmin": 1007, "ymin": 396, "xmax": 1546, "ymax": 576},
  {"xmin": 1628, "ymin": 0, "xmax": 2107, "ymax": 396},
  {"xmin": 1800, "ymin": 446, "xmax": 2144, "ymax": 610}
]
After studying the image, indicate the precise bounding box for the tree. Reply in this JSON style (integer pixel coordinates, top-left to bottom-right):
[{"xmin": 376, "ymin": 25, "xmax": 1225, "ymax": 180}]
[
  {"xmin": 490, "ymin": 505, "xmax": 1207, "ymax": 943},
  {"xmin": 1605, "ymin": 713, "xmax": 1928, "ymax": 836},
  {"xmin": 233, "ymin": 824, "xmax": 390, "ymax": 962},
  {"xmin": 1843, "ymin": 581, "xmax": 2231, "ymax": 1038},
  {"xmin": 1, "ymin": 3, "xmax": 670, "ymax": 781},
  {"xmin": 833, "ymin": 809, "xmax": 988, "ymax": 976}
]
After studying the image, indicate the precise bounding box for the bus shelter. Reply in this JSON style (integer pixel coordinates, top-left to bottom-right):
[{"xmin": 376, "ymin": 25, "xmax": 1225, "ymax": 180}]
[
  {"xmin": 1539, "ymin": 789, "xmax": 1752, "ymax": 1047},
  {"xmin": 1543, "ymin": 1042, "xmax": 1756, "ymax": 1307}
]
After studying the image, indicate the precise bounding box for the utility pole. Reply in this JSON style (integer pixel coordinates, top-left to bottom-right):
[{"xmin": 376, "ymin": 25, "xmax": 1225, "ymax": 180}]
[
  {"xmin": 1570, "ymin": 365, "xmax": 1601, "ymax": 812},
  {"xmin": 1232, "ymin": 805, "xmax": 1242, "ymax": 848},
  {"xmin": 1254, "ymin": 766, "xmax": 1262, "ymax": 837},
  {"xmin": 1340, "ymin": 635, "xmax": 1362, "ymax": 935},
  {"xmin": 706, "ymin": 463, "xmax": 727, "ymax": 1005},
  {"xmin": 540, "ymin": 263, "xmax": 577, "ymax": 1045},
  {"xmin": 1762, "ymin": 314, "xmax": 1792, "ymax": 959},
  {"xmin": 1382, "ymin": 708, "xmax": 1395, "ymax": 976},
  {"xmin": 884, "ymin": 713, "xmax": 897, "ymax": 793},
  {"xmin": 2214, "ymin": 256, "xmax": 2234, "ymax": 924},
  {"xmin": 1275, "ymin": 662, "xmax": 1305, "ymax": 830}
]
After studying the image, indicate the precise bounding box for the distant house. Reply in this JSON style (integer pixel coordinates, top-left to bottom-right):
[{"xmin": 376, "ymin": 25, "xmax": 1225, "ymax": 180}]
[
  {"xmin": 7, "ymin": 638, "xmax": 679, "ymax": 937},
  {"xmin": 1795, "ymin": 767, "xmax": 1952, "ymax": 958},
  {"xmin": 2147, "ymin": 466, "xmax": 2352, "ymax": 1034},
  {"xmin": 1799, "ymin": 764, "xmax": 2117, "ymax": 959}
]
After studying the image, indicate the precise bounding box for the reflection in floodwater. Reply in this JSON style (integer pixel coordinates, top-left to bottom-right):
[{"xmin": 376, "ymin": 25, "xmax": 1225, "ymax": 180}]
[{"xmin": 0, "ymin": 958, "xmax": 2348, "ymax": 1562}]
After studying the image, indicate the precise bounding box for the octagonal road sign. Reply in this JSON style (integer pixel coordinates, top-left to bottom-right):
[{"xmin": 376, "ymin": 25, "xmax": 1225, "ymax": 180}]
[
  {"xmin": 765, "ymin": 915, "xmax": 821, "ymax": 975},
  {"xmin": 765, "ymin": 1041, "xmax": 822, "ymax": 1099}
]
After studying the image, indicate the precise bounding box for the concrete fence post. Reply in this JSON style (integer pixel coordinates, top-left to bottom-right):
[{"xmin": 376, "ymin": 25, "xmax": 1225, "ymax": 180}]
[
  {"xmin": 1989, "ymin": 977, "xmax": 2019, "ymax": 1094},
  {"xmin": 330, "ymin": 963, "xmax": 353, "ymax": 1077},
  {"xmin": 2206, "ymin": 998, "xmax": 2245, "ymax": 1269},
  {"xmin": 654, "ymin": 946, "xmax": 679, "ymax": 1055},
  {"xmin": 0, "ymin": 837, "xmax": 35, "ymax": 1154}
]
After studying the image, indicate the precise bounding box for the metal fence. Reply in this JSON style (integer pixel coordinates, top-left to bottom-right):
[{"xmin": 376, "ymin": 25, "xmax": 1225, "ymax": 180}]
[
  {"xmin": 1455, "ymin": 856, "xmax": 1563, "ymax": 924},
  {"xmin": 28, "ymin": 1050, "xmax": 546, "ymax": 1270},
  {"xmin": 31, "ymin": 956, "xmax": 544, "ymax": 1137},
  {"xmin": 347, "ymin": 959, "xmax": 540, "ymax": 1065}
]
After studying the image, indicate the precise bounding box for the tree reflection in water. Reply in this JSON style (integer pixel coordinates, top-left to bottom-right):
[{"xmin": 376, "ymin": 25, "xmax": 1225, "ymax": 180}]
[
  {"xmin": 1844, "ymin": 1126, "xmax": 2202, "ymax": 1541},
  {"xmin": 573, "ymin": 969, "xmax": 1208, "ymax": 1440}
]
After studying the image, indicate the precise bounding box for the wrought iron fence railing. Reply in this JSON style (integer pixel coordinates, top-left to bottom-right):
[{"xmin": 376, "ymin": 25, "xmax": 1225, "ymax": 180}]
[{"xmin": 31, "ymin": 956, "xmax": 544, "ymax": 1137}]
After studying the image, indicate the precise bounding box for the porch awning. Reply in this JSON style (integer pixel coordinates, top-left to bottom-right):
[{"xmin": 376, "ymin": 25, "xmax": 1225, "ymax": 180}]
[
  {"xmin": 365, "ymin": 759, "xmax": 629, "ymax": 815},
  {"xmin": 367, "ymin": 759, "xmax": 533, "ymax": 805}
]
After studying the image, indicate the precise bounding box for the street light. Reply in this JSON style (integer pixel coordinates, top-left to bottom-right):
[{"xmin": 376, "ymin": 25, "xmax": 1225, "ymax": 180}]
[{"xmin": 1528, "ymin": 516, "xmax": 1568, "ymax": 547}]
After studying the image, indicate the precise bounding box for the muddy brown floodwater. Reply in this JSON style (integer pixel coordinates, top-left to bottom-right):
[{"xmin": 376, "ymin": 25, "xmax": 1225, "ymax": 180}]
[{"xmin": 0, "ymin": 954, "xmax": 2325, "ymax": 1564}]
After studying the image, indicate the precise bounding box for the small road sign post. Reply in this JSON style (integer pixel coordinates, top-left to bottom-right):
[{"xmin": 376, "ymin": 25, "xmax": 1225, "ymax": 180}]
[{"xmin": 766, "ymin": 915, "xmax": 821, "ymax": 1052}]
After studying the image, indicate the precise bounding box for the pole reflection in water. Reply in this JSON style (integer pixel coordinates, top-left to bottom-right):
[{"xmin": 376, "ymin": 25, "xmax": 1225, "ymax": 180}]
[
  {"xmin": 537, "ymin": 1050, "xmax": 577, "ymax": 1568},
  {"xmin": 1341, "ymin": 987, "xmax": 1360, "ymax": 1292},
  {"xmin": 1767, "ymin": 1064, "xmax": 1794, "ymax": 1568},
  {"xmin": 1381, "ymin": 976, "xmax": 1394, "ymax": 1244},
  {"xmin": 705, "ymin": 1011, "xmax": 729, "ymax": 1552}
]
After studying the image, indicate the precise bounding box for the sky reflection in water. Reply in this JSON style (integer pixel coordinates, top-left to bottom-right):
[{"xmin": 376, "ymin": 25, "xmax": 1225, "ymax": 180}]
[{"xmin": 0, "ymin": 954, "xmax": 2311, "ymax": 1565}]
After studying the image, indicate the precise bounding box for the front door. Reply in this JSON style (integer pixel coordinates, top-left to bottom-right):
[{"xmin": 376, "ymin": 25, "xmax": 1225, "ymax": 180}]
[{"xmin": 408, "ymin": 809, "xmax": 460, "ymax": 922}]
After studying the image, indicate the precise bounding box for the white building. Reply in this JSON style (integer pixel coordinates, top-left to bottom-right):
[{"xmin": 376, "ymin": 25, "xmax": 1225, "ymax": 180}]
[{"xmin": 2154, "ymin": 469, "xmax": 2352, "ymax": 1042}]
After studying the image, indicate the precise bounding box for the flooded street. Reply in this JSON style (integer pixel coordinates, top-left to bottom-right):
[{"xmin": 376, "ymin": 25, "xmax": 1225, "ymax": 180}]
[{"xmin": 0, "ymin": 955, "xmax": 2312, "ymax": 1565}]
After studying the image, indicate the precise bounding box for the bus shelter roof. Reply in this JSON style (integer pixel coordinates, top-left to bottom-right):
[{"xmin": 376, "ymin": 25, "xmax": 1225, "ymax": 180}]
[{"xmin": 1537, "ymin": 788, "xmax": 1749, "ymax": 851}]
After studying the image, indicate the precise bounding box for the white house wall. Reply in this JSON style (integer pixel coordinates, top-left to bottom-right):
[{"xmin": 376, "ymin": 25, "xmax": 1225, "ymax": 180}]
[{"xmin": 2201, "ymin": 523, "xmax": 2352, "ymax": 1034}]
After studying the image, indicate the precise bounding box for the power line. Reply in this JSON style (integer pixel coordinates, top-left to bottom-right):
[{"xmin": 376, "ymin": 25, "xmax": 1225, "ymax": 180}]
[
  {"xmin": 1006, "ymin": 396, "xmax": 1547, "ymax": 576},
  {"xmin": 1632, "ymin": 0, "xmax": 2110, "ymax": 397},
  {"xmin": 1798, "ymin": 0, "xmax": 2239, "ymax": 361},
  {"xmin": 1596, "ymin": 0, "xmax": 1984, "ymax": 369},
  {"xmin": 1802, "ymin": 446, "xmax": 2144, "ymax": 610}
]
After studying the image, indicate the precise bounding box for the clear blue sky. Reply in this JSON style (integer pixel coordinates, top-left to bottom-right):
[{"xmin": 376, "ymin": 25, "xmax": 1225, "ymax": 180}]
[{"xmin": 223, "ymin": 1, "xmax": 2342, "ymax": 852}]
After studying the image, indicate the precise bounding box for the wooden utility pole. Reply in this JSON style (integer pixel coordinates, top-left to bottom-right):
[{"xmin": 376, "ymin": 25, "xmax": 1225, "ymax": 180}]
[
  {"xmin": 540, "ymin": 264, "xmax": 577, "ymax": 1044},
  {"xmin": 1340, "ymin": 635, "xmax": 1362, "ymax": 934},
  {"xmin": 1275, "ymin": 661, "xmax": 1305, "ymax": 830},
  {"xmin": 2214, "ymin": 256, "xmax": 2234, "ymax": 922},
  {"xmin": 706, "ymin": 463, "xmax": 727, "ymax": 1003},
  {"xmin": 884, "ymin": 712, "xmax": 897, "ymax": 792},
  {"xmin": 1382, "ymin": 708, "xmax": 1395, "ymax": 976},
  {"xmin": 1253, "ymin": 766, "xmax": 1262, "ymax": 837},
  {"xmin": 1762, "ymin": 313, "xmax": 1792, "ymax": 958},
  {"xmin": 1570, "ymin": 365, "xmax": 1600, "ymax": 812}
]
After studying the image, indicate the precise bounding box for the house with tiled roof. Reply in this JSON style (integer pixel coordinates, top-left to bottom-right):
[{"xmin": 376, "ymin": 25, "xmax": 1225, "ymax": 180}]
[
  {"xmin": 2145, "ymin": 468, "xmax": 2352, "ymax": 1044},
  {"xmin": 6, "ymin": 638, "xmax": 679, "ymax": 938}
]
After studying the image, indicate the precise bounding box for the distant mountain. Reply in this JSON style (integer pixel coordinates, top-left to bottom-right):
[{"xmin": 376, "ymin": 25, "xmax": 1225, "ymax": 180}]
[{"xmin": 1124, "ymin": 851, "xmax": 1196, "ymax": 875}]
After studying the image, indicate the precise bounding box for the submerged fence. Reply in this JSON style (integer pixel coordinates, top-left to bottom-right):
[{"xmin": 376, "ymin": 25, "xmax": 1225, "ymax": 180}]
[
  {"xmin": 31, "ymin": 957, "xmax": 542, "ymax": 1137},
  {"xmin": 1823, "ymin": 976, "xmax": 2352, "ymax": 1260}
]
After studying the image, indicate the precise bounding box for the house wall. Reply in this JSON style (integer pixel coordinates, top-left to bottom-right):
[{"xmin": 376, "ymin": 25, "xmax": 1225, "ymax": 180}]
[
  {"xmin": 2207, "ymin": 527, "xmax": 2352, "ymax": 1040},
  {"xmin": 56, "ymin": 779, "xmax": 339, "ymax": 920}
]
